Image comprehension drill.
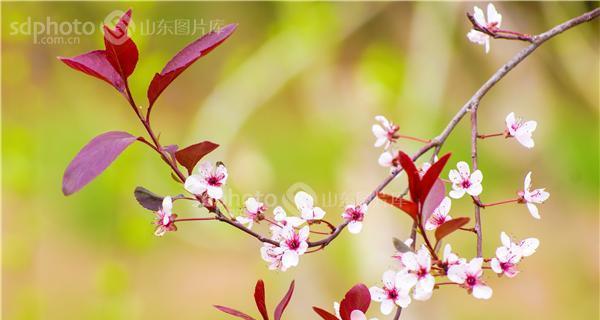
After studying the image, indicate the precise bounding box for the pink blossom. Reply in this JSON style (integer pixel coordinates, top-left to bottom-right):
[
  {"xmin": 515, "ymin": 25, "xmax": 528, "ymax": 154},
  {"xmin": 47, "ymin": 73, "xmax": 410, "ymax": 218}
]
[
  {"xmin": 236, "ymin": 197, "xmax": 266, "ymax": 229},
  {"xmin": 448, "ymin": 161, "xmax": 483, "ymax": 199},
  {"xmin": 154, "ymin": 196, "xmax": 177, "ymax": 236},
  {"xmin": 369, "ymin": 270, "xmax": 411, "ymax": 315},
  {"xmin": 342, "ymin": 204, "xmax": 368, "ymax": 234},
  {"xmin": 425, "ymin": 197, "xmax": 452, "ymax": 230},
  {"xmin": 372, "ymin": 115, "xmax": 399, "ymax": 149},
  {"xmin": 519, "ymin": 172, "xmax": 550, "ymax": 219},
  {"xmin": 260, "ymin": 243, "xmax": 287, "ymax": 271},
  {"xmin": 505, "ymin": 112, "xmax": 537, "ymax": 149},
  {"xmin": 184, "ymin": 161, "xmax": 228, "ymax": 199},
  {"xmin": 447, "ymin": 258, "xmax": 493, "ymax": 299},
  {"xmin": 279, "ymin": 225, "xmax": 310, "ymax": 268},
  {"xmin": 490, "ymin": 232, "xmax": 539, "ymax": 278},
  {"xmin": 271, "ymin": 206, "xmax": 305, "ymax": 241},
  {"xmin": 440, "ymin": 244, "xmax": 465, "ymax": 271},
  {"xmin": 467, "ymin": 3, "xmax": 502, "ymax": 53},
  {"xmin": 398, "ymin": 246, "xmax": 435, "ymax": 301},
  {"xmin": 295, "ymin": 191, "xmax": 326, "ymax": 221}
]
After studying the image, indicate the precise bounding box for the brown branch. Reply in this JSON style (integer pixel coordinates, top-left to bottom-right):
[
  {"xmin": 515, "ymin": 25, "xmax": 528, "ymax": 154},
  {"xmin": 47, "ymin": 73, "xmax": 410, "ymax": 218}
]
[
  {"xmin": 393, "ymin": 306, "xmax": 403, "ymax": 320},
  {"xmin": 467, "ymin": 12, "xmax": 534, "ymax": 42},
  {"xmin": 471, "ymin": 107, "xmax": 483, "ymax": 257},
  {"xmin": 164, "ymin": 7, "xmax": 600, "ymax": 251}
]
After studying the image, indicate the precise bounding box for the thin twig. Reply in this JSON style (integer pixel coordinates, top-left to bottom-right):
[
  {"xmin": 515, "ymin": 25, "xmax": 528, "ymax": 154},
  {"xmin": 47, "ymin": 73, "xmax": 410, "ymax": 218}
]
[{"xmin": 471, "ymin": 106, "xmax": 483, "ymax": 257}]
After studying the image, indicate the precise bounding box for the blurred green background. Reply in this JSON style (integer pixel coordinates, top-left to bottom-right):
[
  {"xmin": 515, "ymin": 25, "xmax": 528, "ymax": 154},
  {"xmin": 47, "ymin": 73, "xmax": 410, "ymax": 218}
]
[{"xmin": 2, "ymin": 2, "xmax": 598, "ymax": 319}]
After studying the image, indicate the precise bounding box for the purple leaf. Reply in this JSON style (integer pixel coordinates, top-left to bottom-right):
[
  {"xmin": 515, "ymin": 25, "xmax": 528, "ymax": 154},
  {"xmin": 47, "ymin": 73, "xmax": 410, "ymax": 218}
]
[
  {"xmin": 254, "ymin": 280, "xmax": 269, "ymax": 320},
  {"xmin": 435, "ymin": 217, "xmax": 470, "ymax": 242},
  {"xmin": 312, "ymin": 307, "xmax": 339, "ymax": 320},
  {"xmin": 421, "ymin": 178, "xmax": 445, "ymax": 224},
  {"xmin": 63, "ymin": 131, "xmax": 137, "ymax": 195},
  {"xmin": 274, "ymin": 280, "xmax": 295, "ymax": 320},
  {"xmin": 420, "ymin": 153, "xmax": 451, "ymax": 204},
  {"xmin": 58, "ymin": 50, "xmax": 125, "ymax": 94},
  {"xmin": 147, "ymin": 24, "xmax": 237, "ymax": 107},
  {"xmin": 103, "ymin": 9, "xmax": 138, "ymax": 80},
  {"xmin": 339, "ymin": 284, "xmax": 370, "ymax": 320},
  {"xmin": 214, "ymin": 305, "xmax": 256, "ymax": 320}
]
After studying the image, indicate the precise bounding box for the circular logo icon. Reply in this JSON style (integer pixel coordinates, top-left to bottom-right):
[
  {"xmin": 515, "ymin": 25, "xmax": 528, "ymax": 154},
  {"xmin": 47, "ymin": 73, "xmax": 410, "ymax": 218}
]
[{"xmin": 103, "ymin": 10, "xmax": 135, "ymax": 45}]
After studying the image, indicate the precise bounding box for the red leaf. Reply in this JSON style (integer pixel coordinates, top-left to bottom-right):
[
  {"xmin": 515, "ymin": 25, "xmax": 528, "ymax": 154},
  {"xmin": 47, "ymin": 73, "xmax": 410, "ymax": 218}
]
[
  {"xmin": 420, "ymin": 153, "xmax": 451, "ymax": 204},
  {"xmin": 377, "ymin": 193, "xmax": 418, "ymax": 222},
  {"xmin": 339, "ymin": 284, "xmax": 370, "ymax": 320},
  {"xmin": 58, "ymin": 50, "xmax": 125, "ymax": 94},
  {"xmin": 103, "ymin": 9, "xmax": 138, "ymax": 80},
  {"xmin": 398, "ymin": 151, "xmax": 421, "ymax": 203},
  {"xmin": 435, "ymin": 217, "xmax": 470, "ymax": 242},
  {"xmin": 174, "ymin": 141, "xmax": 219, "ymax": 174},
  {"xmin": 254, "ymin": 280, "xmax": 269, "ymax": 320},
  {"xmin": 421, "ymin": 178, "xmax": 445, "ymax": 224},
  {"xmin": 214, "ymin": 305, "xmax": 256, "ymax": 320},
  {"xmin": 147, "ymin": 24, "xmax": 237, "ymax": 107},
  {"xmin": 63, "ymin": 131, "xmax": 137, "ymax": 195},
  {"xmin": 312, "ymin": 307, "xmax": 339, "ymax": 320},
  {"xmin": 274, "ymin": 280, "xmax": 295, "ymax": 320}
]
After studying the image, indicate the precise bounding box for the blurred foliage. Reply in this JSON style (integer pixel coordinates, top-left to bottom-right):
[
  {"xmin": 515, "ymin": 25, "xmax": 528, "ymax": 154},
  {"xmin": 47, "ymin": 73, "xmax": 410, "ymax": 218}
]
[{"xmin": 2, "ymin": 2, "xmax": 598, "ymax": 320}]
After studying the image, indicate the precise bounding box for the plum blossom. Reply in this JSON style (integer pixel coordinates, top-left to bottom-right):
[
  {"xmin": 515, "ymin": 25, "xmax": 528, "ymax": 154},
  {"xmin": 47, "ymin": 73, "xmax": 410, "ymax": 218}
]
[
  {"xmin": 467, "ymin": 3, "xmax": 502, "ymax": 53},
  {"xmin": 236, "ymin": 197, "xmax": 267, "ymax": 229},
  {"xmin": 425, "ymin": 197, "xmax": 452, "ymax": 230},
  {"xmin": 295, "ymin": 191, "xmax": 326, "ymax": 221},
  {"xmin": 505, "ymin": 112, "xmax": 537, "ymax": 148},
  {"xmin": 342, "ymin": 203, "xmax": 368, "ymax": 234},
  {"xmin": 392, "ymin": 238, "xmax": 414, "ymax": 267},
  {"xmin": 260, "ymin": 243, "xmax": 287, "ymax": 271},
  {"xmin": 448, "ymin": 161, "xmax": 483, "ymax": 199},
  {"xmin": 271, "ymin": 206, "xmax": 305, "ymax": 241},
  {"xmin": 398, "ymin": 246, "xmax": 435, "ymax": 301},
  {"xmin": 184, "ymin": 161, "xmax": 228, "ymax": 199},
  {"xmin": 447, "ymin": 258, "xmax": 493, "ymax": 299},
  {"xmin": 440, "ymin": 244, "xmax": 465, "ymax": 271},
  {"xmin": 279, "ymin": 225, "xmax": 310, "ymax": 269},
  {"xmin": 418, "ymin": 156, "xmax": 437, "ymax": 177},
  {"xmin": 369, "ymin": 270, "xmax": 411, "ymax": 315},
  {"xmin": 349, "ymin": 310, "xmax": 379, "ymax": 320},
  {"xmin": 490, "ymin": 232, "xmax": 539, "ymax": 278},
  {"xmin": 154, "ymin": 196, "xmax": 177, "ymax": 236},
  {"xmin": 372, "ymin": 115, "xmax": 399, "ymax": 149},
  {"xmin": 519, "ymin": 172, "xmax": 550, "ymax": 219},
  {"xmin": 378, "ymin": 150, "xmax": 398, "ymax": 168}
]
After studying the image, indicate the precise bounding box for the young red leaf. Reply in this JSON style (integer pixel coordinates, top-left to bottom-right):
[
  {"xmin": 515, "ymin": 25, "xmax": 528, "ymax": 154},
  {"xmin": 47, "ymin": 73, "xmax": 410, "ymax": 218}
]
[
  {"xmin": 58, "ymin": 50, "xmax": 126, "ymax": 94},
  {"xmin": 377, "ymin": 193, "xmax": 418, "ymax": 222},
  {"xmin": 174, "ymin": 141, "xmax": 219, "ymax": 174},
  {"xmin": 339, "ymin": 284, "xmax": 370, "ymax": 320},
  {"xmin": 253, "ymin": 280, "xmax": 269, "ymax": 320},
  {"xmin": 63, "ymin": 131, "xmax": 137, "ymax": 195},
  {"xmin": 103, "ymin": 9, "xmax": 138, "ymax": 80},
  {"xmin": 312, "ymin": 307, "xmax": 339, "ymax": 320},
  {"xmin": 421, "ymin": 178, "xmax": 445, "ymax": 224},
  {"xmin": 214, "ymin": 305, "xmax": 256, "ymax": 320},
  {"xmin": 274, "ymin": 280, "xmax": 295, "ymax": 320},
  {"xmin": 398, "ymin": 151, "xmax": 421, "ymax": 203},
  {"xmin": 420, "ymin": 153, "xmax": 451, "ymax": 204},
  {"xmin": 435, "ymin": 217, "xmax": 470, "ymax": 242},
  {"xmin": 147, "ymin": 23, "xmax": 237, "ymax": 107}
]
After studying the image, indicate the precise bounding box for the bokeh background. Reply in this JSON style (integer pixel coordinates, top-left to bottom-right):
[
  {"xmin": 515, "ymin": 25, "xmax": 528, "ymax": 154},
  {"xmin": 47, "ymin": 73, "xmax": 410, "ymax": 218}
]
[{"xmin": 2, "ymin": 2, "xmax": 598, "ymax": 319}]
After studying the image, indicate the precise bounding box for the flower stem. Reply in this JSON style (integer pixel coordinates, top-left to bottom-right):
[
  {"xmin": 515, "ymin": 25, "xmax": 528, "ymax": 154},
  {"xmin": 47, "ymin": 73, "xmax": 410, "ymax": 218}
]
[
  {"xmin": 174, "ymin": 217, "xmax": 216, "ymax": 222},
  {"xmin": 397, "ymin": 134, "xmax": 431, "ymax": 143},
  {"xmin": 479, "ymin": 198, "xmax": 520, "ymax": 208},
  {"xmin": 477, "ymin": 132, "xmax": 504, "ymax": 139}
]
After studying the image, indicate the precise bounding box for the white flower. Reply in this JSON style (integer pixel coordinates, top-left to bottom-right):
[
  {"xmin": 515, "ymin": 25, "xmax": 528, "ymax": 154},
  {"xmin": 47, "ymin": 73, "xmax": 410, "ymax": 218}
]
[
  {"xmin": 425, "ymin": 197, "xmax": 452, "ymax": 230},
  {"xmin": 154, "ymin": 196, "xmax": 177, "ymax": 236},
  {"xmin": 184, "ymin": 162, "xmax": 228, "ymax": 199},
  {"xmin": 392, "ymin": 238, "xmax": 414, "ymax": 267},
  {"xmin": 369, "ymin": 270, "xmax": 411, "ymax": 315},
  {"xmin": 447, "ymin": 258, "xmax": 493, "ymax": 299},
  {"xmin": 260, "ymin": 243, "xmax": 287, "ymax": 271},
  {"xmin": 448, "ymin": 161, "xmax": 483, "ymax": 199},
  {"xmin": 372, "ymin": 115, "xmax": 399, "ymax": 149},
  {"xmin": 378, "ymin": 151, "xmax": 395, "ymax": 168},
  {"xmin": 440, "ymin": 244, "xmax": 465, "ymax": 271},
  {"xmin": 398, "ymin": 246, "xmax": 435, "ymax": 301},
  {"xmin": 236, "ymin": 197, "xmax": 267, "ymax": 229},
  {"xmin": 467, "ymin": 3, "xmax": 502, "ymax": 53},
  {"xmin": 271, "ymin": 206, "xmax": 305, "ymax": 241},
  {"xmin": 505, "ymin": 112, "xmax": 537, "ymax": 148},
  {"xmin": 279, "ymin": 225, "xmax": 310, "ymax": 268},
  {"xmin": 295, "ymin": 191, "xmax": 326, "ymax": 221},
  {"xmin": 333, "ymin": 302, "xmax": 340, "ymax": 319},
  {"xmin": 419, "ymin": 158, "xmax": 436, "ymax": 177},
  {"xmin": 342, "ymin": 204, "xmax": 368, "ymax": 234},
  {"xmin": 520, "ymin": 172, "xmax": 550, "ymax": 219},
  {"xmin": 491, "ymin": 231, "xmax": 539, "ymax": 278},
  {"xmin": 349, "ymin": 310, "xmax": 379, "ymax": 320}
]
